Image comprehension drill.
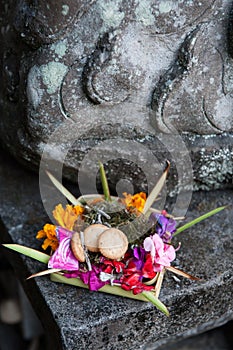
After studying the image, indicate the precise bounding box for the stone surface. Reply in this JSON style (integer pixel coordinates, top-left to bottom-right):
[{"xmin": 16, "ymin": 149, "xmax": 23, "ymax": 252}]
[
  {"xmin": 152, "ymin": 323, "xmax": 233, "ymax": 350},
  {"xmin": 0, "ymin": 149, "xmax": 232, "ymax": 350},
  {"xmin": 0, "ymin": 0, "xmax": 232, "ymax": 191},
  {"xmin": 151, "ymin": 8, "xmax": 233, "ymax": 134}
]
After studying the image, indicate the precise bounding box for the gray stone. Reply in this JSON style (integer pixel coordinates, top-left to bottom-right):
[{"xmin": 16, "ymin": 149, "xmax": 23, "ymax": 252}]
[
  {"xmin": 0, "ymin": 149, "xmax": 232, "ymax": 350},
  {"xmin": 151, "ymin": 19, "xmax": 233, "ymax": 134},
  {"xmin": 149, "ymin": 324, "xmax": 232, "ymax": 350},
  {"xmin": 0, "ymin": 0, "xmax": 232, "ymax": 191}
]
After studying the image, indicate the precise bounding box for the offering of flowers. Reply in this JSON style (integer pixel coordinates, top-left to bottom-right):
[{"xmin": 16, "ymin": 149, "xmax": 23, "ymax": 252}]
[{"xmin": 3, "ymin": 162, "xmax": 225, "ymax": 316}]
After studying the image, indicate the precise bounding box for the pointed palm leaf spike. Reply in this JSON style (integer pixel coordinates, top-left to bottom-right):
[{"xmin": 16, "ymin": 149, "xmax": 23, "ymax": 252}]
[
  {"xmin": 46, "ymin": 171, "xmax": 82, "ymax": 206},
  {"xmin": 27, "ymin": 268, "xmax": 62, "ymax": 280},
  {"xmin": 3, "ymin": 244, "xmax": 50, "ymax": 264},
  {"xmin": 155, "ymin": 268, "xmax": 166, "ymax": 298},
  {"xmin": 142, "ymin": 161, "xmax": 170, "ymax": 215},
  {"xmin": 166, "ymin": 266, "xmax": 200, "ymax": 281},
  {"xmin": 141, "ymin": 291, "xmax": 170, "ymax": 317},
  {"xmin": 99, "ymin": 161, "xmax": 111, "ymax": 201},
  {"xmin": 173, "ymin": 205, "xmax": 227, "ymax": 236}
]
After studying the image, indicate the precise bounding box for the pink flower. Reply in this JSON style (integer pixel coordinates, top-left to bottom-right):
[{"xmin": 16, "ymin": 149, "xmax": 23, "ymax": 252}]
[{"xmin": 143, "ymin": 233, "xmax": 176, "ymax": 272}]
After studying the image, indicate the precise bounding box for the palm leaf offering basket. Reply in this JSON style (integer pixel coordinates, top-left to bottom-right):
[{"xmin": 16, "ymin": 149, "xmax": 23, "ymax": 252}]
[{"xmin": 3, "ymin": 162, "xmax": 226, "ymax": 316}]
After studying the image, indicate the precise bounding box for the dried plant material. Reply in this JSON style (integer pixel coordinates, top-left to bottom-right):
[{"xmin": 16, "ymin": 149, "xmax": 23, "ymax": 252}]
[
  {"xmin": 27, "ymin": 268, "xmax": 62, "ymax": 280},
  {"xmin": 155, "ymin": 269, "xmax": 166, "ymax": 298},
  {"xmin": 142, "ymin": 161, "xmax": 170, "ymax": 215},
  {"xmin": 166, "ymin": 266, "xmax": 200, "ymax": 281}
]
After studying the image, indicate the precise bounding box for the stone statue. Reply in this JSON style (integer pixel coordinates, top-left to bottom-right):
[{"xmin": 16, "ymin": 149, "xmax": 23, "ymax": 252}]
[{"xmin": 0, "ymin": 0, "xmax": 232, "ymax": 192}]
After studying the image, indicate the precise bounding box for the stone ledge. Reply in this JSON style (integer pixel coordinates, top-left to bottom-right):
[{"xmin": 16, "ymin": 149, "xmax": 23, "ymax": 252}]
[{"xmin": 0, "ymin": 149, "xmax": 232, "ymax": 350}]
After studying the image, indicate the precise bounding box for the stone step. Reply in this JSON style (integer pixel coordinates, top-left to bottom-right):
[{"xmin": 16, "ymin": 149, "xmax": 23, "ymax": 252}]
[
  {"xmin": 0, "ymin": 148, "xmax": 232, "ymax": 349},
  {"xmin": 154, "ymin": 323, "xmax": 233, "ymax": 350}
]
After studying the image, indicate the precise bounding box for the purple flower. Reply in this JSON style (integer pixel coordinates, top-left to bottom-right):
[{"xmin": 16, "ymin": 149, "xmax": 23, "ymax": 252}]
[
  {"xmin": 65, "ymin": 266, "xmax": 108, "ymax": 291},
  {"xmin": 48, "ymin": 227, "xmax": 79, "ymax": 271},
  {"xmin": 150, "ymin": 213, "xmax": 176, "ymax": 242},
  {"xmin": 133, "ymin": 246, "xmax": 146, "ymax": 270},
  {"xmin": 88, "ymin": 266, "xmax": 108, "ymax": 291}
]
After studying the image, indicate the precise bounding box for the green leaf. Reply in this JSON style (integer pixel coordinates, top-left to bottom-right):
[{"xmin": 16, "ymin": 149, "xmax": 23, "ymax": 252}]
[
  {"xmin": 142, "ymin": 161, "xmax": 170, "ymax": 215},
  {"xmin": 51, "ymin": 273, "xmax": 150, "ymax": 301},
  {"xmin": 3, "ymin": 244, "xmax": 49, "ymax": 264},
  {"xmin": 52, "ymin": 274, "xmax": 170, "ymax": 315},
  {"xmin": 173, "ymin": 206, "xmax": 226, "ymax": 237},
  {"xmin": 46, "ymin": 171, "xmax": 82, "ymax": 206},
  {"xmin": 141, "ymin": 291, "xmax": 170, "ymax": 317},
  {"xmin": 99, "ymin": 161, "xmax": 111, "ymax": 201}
]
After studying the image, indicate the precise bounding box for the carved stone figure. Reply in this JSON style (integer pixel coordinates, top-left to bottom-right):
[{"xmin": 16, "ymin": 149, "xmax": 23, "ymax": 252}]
[{"xmin": 0, "ymin": 0, "xmax": 232, "ymax": 191}]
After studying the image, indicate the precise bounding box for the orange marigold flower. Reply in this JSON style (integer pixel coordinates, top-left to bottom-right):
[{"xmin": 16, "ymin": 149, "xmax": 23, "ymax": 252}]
[
  {"xmin": 36, "ymin": 224, "xmax": 59, "ymax": 251},
  {"xmin": 123, "ymin": 192, "xmax": 147, "ymax": 213},
  {"xmin": 53, "ymin": 204, "xmax": 79, "ymax": 231},
  {"xmin": 73, "ymin": 205, "xmax": 85, "ymax": 217},
  {"xmin": 36, "ymin": 204, "xmax": 84, "ymax": 252},
  {"xmin": 52, "ymin": 204, "xmax": 84, "ymax": 230}
]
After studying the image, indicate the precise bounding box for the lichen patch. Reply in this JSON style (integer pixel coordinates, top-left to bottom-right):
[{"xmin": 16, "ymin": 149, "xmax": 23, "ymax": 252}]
[{"xmin": 40, "ymin": 62, "xmax": 68, "ymax": 95}]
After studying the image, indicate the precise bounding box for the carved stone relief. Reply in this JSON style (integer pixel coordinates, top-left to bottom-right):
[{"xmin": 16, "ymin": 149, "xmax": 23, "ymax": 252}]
[{"xmin": 0, "ymin": 0, "xmax": 232, "ymax": 191}]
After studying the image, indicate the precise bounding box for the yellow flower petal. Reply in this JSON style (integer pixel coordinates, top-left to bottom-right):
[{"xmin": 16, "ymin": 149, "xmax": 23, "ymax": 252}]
[
  {"xmin": 63, "ymin": 205, "xmax": 77, "ymax": 230},
  {"xmin": 53, "ymin": 204, "xmax": 65, "ymax": 227},
  {"xmin": 37, "ymin": 204, "xmax": 85, "ymax": 252},
  {"xmin": 52, "ymin": 204, "xmax": 84, "ymax": 231}
]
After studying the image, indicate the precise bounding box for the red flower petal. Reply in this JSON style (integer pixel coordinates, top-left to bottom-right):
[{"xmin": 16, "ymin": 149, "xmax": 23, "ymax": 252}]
[{"xmin": 142, "ymin": 254, "xmax": 157, "ymax": 279}]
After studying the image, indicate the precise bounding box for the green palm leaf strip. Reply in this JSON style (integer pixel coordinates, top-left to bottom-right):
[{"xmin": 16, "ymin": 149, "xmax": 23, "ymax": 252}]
[
  {"xmin": 173, "ymin": 206, "xmax": 226, "ymax": 237},
  {"xmin": 50, "ymin": 273, "xmax": 169, "ymax": 315},
  {"xmin": 99, "ymin": 161, "xmax": 111, "ymax": 201},
  {"xmin": 3, "ymin": 244, "xmax": 50, "ymax": 264},
  {"xmin": 3, "ymin": 244, "xmax": 169, "ymax": 315},
  {"xmin": 46, "ymin": 171, "xmax": 82, "ymax": 206},
  {"xmin": 141, "ymin": 291, "xmax": 170, "ymax": 317}
]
